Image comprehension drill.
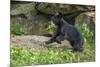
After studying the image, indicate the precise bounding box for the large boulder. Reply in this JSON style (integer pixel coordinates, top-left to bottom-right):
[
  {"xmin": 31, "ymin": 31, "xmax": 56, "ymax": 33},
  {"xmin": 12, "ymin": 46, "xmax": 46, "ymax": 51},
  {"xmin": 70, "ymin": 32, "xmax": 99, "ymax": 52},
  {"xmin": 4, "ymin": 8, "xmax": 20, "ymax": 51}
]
[
  {"xmin": 11, "ymin": 1, "xmax": 95, "ymax": 35},
  {"xmin": 76, "ymin": 11, "xmax": 95, "ymax": 33},
  {"xmin": 36, "ymin": 2, "xmax": 95, "ymax": 14}
]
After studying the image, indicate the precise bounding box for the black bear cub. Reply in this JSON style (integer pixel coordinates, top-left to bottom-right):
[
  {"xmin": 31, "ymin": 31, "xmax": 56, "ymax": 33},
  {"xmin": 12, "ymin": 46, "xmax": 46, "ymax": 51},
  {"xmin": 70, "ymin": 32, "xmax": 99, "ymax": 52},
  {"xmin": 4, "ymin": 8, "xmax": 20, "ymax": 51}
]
[{"xmin": 45, "ymin": 12, "xmax": 84, "ymax": 52}]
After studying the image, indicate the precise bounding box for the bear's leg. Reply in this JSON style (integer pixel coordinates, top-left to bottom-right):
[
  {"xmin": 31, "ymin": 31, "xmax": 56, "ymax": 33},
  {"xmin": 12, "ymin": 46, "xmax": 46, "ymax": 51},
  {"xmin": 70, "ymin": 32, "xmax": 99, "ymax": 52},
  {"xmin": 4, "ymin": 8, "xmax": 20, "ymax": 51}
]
[
  {"xmin": 70, "ymin": 41, "xmax": 74, "ymax": 47},
  {"xmin": 45, "ymin": 37, "xmax": 56, "ymax": 44},
  {"xmin": 72, "ymin": 41, "xmax": 83, "ymax": 52},
  {"xmin": 55, "ymin": 35, "xmax": 64, "ymax": 44},
  {"xmin": 45, "ymin": 32, "xmax": 61, "ymax": 44}
]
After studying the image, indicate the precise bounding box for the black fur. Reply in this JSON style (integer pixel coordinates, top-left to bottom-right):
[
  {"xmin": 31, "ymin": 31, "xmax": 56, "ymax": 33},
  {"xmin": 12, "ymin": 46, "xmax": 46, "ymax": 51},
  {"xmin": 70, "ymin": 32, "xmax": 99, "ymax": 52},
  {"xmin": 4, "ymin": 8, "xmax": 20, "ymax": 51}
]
[{"xmin": 45, "ymin": 12, "xmax": 84, "ymax": 52}]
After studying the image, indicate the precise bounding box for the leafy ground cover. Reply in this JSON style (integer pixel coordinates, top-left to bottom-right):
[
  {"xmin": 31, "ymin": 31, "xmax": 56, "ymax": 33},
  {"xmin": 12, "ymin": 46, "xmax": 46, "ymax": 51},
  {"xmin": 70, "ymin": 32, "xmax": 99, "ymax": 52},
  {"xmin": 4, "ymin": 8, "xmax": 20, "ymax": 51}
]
[{"xmin": 10, "ymin": 42, "xmax": 95, "ymax": 67}]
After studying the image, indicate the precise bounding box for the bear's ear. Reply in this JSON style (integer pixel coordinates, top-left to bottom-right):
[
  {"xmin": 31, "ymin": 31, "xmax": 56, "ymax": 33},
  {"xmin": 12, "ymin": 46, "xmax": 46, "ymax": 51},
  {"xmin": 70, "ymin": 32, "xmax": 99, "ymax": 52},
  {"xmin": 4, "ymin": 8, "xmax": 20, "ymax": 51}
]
[
  {"xmin": 54, "ymin": 11, "xmax": 62, "ymax": 16},
  {"xmin": 58, "ymin": 12, "xmax": 62, "ymax": 18},
  {"xmin": 55, "ymin": 12, "xmax": 59, "ymax": 15},
  {"xmin": 59, "ymin": 12, "xmax": 62, "ymax": 16}
]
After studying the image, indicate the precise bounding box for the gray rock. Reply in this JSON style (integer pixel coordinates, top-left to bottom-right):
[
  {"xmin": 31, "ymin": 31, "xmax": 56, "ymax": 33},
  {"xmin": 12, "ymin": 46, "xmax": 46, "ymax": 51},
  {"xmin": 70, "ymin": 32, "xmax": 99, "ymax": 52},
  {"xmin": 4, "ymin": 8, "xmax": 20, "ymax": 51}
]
[{"xmin": 11, "ymin": 35, "xmax": 72, "ymax": 51}]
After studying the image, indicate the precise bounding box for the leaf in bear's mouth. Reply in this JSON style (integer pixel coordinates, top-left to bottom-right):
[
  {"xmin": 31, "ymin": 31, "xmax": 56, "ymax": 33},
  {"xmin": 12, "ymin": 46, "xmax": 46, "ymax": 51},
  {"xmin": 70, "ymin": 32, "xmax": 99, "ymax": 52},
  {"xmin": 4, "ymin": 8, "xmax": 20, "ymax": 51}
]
[{"xmin": 46, "ymin": 22, "xmax": 56, "ymax": 31}]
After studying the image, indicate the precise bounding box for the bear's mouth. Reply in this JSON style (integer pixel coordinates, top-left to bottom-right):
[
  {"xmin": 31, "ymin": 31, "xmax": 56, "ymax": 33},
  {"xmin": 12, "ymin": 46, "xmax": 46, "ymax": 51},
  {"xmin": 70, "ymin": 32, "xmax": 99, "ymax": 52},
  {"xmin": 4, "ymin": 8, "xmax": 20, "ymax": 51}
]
[{"xmin": 48, "ymin": 21, "xmax": 54, "ymax": 25}]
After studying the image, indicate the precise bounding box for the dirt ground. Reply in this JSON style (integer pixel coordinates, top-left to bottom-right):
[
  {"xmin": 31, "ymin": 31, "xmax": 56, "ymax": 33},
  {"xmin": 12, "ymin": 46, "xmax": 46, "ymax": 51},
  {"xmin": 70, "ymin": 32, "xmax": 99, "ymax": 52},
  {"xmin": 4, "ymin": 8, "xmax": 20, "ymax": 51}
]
[{"xmin": 11, "ymin": 35, "xmax": 72, "ymax": 51}]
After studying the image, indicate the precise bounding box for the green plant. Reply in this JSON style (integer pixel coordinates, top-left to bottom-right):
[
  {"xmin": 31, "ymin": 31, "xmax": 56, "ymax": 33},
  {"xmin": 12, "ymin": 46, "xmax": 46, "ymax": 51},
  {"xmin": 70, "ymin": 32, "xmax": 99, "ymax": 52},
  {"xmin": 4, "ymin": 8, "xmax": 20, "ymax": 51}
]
[
  {"xmin": 11, "ymin": 43, "xmax": 95, "ymax": 66},
  {"xmin": 11, "ymin": 24, "xmax": 26, "ymax": 35},
  {"xmin": 46, "ymin": 23, "xmax": 56, "ymax": 31},
  {"xmin": 77, "ymin": 23, "xmax": 95, "ymax": 46}
]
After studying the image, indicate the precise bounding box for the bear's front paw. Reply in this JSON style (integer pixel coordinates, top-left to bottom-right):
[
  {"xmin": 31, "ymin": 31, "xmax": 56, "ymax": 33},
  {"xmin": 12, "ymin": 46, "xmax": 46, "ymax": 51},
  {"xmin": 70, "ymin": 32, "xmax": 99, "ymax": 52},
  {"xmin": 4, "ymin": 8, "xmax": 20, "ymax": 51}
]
[
  {"xmin": 56, "ymin": 40, "xmax": 62, "ymax": 44},
  {"xmin": 45, "ymin": 40, "xmax": 52, "ymax": 44},
  {"xmin": 73, "ymin": 48, "xmax": 83, "ymax": 52}
]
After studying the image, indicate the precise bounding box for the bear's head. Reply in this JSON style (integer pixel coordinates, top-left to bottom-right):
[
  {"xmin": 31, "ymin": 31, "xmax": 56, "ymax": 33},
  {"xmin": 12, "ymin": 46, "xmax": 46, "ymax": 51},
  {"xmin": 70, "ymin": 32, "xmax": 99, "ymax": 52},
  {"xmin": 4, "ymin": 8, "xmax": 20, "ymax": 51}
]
[{"xmin": 49, "ymin": 12, "xmax": 62, "ymax": 25}]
